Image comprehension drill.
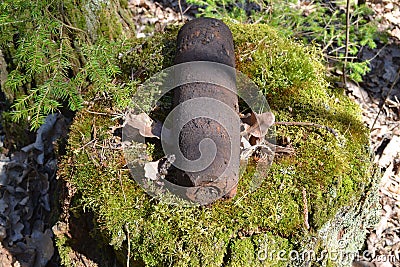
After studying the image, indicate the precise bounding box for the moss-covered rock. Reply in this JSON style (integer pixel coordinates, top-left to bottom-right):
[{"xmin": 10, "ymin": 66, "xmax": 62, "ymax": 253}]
[{"xmin": 58, "ymin": 23, "xmax": 379, "ymax": 266}]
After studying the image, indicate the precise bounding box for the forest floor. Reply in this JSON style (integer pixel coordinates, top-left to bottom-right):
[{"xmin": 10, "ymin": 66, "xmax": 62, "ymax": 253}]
[
  {"xmin": 0, "ymin": 0, "xmax": 399, "ymax": 266},
  {"xmin": 348, "ymin": 1, "xmax": 400, "ymax": 266}
]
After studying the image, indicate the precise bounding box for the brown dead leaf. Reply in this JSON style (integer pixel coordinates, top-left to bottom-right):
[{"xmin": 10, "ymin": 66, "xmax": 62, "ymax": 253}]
[
  {"xmin": 373, "ymin": 260, "xmax": 393, "ymax": 267},
  {"xmin": 241, "ymin": 112, "xmax": 275, "ymax": 138},
  {"xmin": 124, "ymin": 113, "xmax": 161, "ymax": 139},
  {"xmin": 346, "ymin": 81, "xmax": 371, "ymax": 102},
  {"xmin": 389, "ymin": 27, "xmax": 400, "ymax": 40},
  {"xmin": 21, "ymin": 113, "xmax": 67, "ymax": 164},
  {"xmin": 377, "ymin": 136, "xmax": 400, "ymax": 168},
  {"xmin": 26, "ymin": 228, "xmax": 54, "ymax": 267}
]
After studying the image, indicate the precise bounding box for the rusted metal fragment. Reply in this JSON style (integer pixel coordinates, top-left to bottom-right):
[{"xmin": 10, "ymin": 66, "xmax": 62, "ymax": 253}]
[{"xmin": 172, "ymin": 18, "xmax": 240, "ymax": 203}]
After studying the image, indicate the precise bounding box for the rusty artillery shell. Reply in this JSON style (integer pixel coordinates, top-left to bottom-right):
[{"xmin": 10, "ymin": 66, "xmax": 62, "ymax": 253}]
[{"xmin": 172, "ymin": 18, "xmax": 240, "ymax": 202}]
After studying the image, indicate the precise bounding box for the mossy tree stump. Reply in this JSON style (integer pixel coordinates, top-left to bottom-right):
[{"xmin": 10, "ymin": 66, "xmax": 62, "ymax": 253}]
[{"xmin": 58, "ymin": 22, "xmax": 379, "ymax": 267}]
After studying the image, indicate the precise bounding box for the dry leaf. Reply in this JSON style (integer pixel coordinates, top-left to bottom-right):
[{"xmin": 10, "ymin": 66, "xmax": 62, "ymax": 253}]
[
  {"xmin": 124, "ymin": 113, "xmax": 161, "ymax": 139},
  {"xmin": 21, "ymin": 113, "xmax": 67, "ymax": 164},
  {"xmin": 352, "ymin": 261, "xmax": 375, "ymax": 267},
  {"xmin": 144, "ymin": 161, "xmax": 159, "ymax": 180},
  {"xmin": 26, "ymin": 228, "xmax": 54, "ymax": 267},
  {"xmin": 373, "ymin": 260, "xmax": 393, "ymax": 267},
  {"xmin": 240, "ymin": 136, "xmax": 251, "ymax": 150},
  {"xmin": 378, "ymin": 136, "xmax": 400, "ymax": 168},
  {"xmin": 389, "ymin": 27, "xmax": 400, "ymax": 40},
  {"xmin": 241, "ymin": 111, "xmax": 275, "ymax": 138},
  {"xmin": 10, "ymin": 222, "xmax": 24, "ymax": 243},
  {"xmin": 0, "ymin": 244, "xmax": 15, "ymax": 266},
  {"xmin": 346, "ymin": 81, "xmax": 370, "ymax": 102}
]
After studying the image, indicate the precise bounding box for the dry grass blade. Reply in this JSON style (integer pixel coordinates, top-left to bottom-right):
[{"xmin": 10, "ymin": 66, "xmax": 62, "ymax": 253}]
[{"xmin": 343, "ymin": 0, "xmax": 351, "ymax": 85}]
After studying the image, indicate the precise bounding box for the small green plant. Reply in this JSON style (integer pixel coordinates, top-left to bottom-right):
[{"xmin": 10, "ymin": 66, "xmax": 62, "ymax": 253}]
[
  {"xmin": 0, "ymin": 0, "xmax": 135, "ymax": 130},
  {"xmin": 187, "ymin": 0, "xmax": 380, "ymax": 83},
  {"xmin": 186, "ymin": 0, "xmax": 251, "ymax": 22},
  {"xmin": 347, "ymin": 60, "xmax": 371, "ymax": 82},
  {"xmin": 0, "ymin": 0, "xmax": 83, "ymax": 130},
  {"xmin": 55, "ymin": 235, "xmax": 73, "ymax": 266}
]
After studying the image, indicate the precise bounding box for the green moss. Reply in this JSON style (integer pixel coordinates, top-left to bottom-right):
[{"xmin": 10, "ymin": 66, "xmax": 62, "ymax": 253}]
[
  {"xmin": 59, "ymin": 23, "xmax": 373, "ymax": 266},
  {"xmin": 225, "ymin": 233, "xmax": 293, "ymax": 267},
  {"xmin": 55, "ymin": 235, "xmax": 73, "ymax": 267}
]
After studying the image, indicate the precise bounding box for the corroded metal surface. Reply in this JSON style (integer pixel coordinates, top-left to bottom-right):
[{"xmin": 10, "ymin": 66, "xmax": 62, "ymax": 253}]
[
  {"xmin": 174, "ymin": 18, "xmax": 235, "ymax": 67},
  {"xmin": 172, "ymin": 18, "xmax": 239, "ymax": 201}
]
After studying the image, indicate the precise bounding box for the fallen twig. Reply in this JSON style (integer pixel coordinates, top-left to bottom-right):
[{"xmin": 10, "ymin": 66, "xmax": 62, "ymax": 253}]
[
  {"xmin": 125, "ymin": 223, "xmax": 130, "ymax": 267},
  {"xmin": 371, "ymin": 67, "xmax": 400, "ymax": 130},
  {"xmin": 302, "ymin": 187, "xmax": 310, "ymax": 230},
  {"xmin": 342, "ymin": 0, "xmax": 351, "ymax": 85},
  {"xmin": 178, "ymin": 0, "xmax": 183, "ymax": 22}
]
